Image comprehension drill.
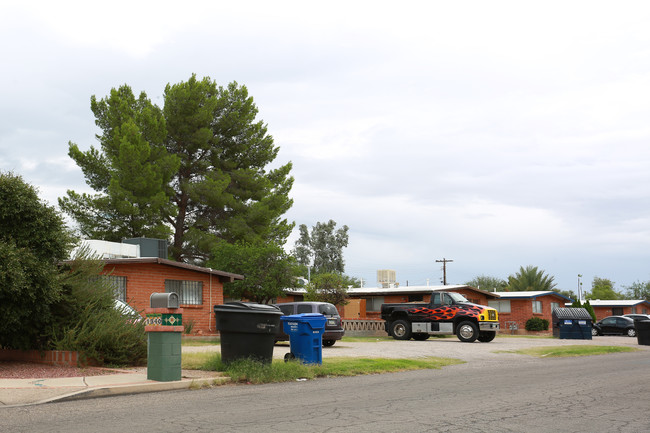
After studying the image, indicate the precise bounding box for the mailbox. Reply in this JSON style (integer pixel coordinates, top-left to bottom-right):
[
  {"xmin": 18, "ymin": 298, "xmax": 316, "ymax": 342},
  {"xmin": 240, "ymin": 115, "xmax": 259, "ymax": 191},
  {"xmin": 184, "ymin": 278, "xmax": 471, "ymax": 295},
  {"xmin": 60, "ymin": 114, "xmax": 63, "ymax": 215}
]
[{"xmin": 150, "ymin": 292, "xmax": 180, "ymax": 309}]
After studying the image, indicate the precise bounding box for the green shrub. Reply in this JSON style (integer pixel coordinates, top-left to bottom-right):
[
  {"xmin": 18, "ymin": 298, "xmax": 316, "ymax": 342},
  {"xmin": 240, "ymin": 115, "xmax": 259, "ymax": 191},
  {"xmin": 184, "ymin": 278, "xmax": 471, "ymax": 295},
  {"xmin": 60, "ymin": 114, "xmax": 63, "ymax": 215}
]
[
  {"xmin": 525, "ymin": 317, "xmax": 549, "ymax": 331},
  {"xmin": 49, "ymin": 257, "xmax": 147, "ymax": 366}
]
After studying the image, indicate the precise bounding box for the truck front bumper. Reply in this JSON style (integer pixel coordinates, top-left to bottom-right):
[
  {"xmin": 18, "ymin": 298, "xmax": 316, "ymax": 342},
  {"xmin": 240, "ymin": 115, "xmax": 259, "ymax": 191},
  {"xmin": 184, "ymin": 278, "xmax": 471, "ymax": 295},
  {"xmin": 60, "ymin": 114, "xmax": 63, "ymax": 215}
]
[{"xmin": 479, "ymin": 322, "xmax": 500, "ymax": 331}]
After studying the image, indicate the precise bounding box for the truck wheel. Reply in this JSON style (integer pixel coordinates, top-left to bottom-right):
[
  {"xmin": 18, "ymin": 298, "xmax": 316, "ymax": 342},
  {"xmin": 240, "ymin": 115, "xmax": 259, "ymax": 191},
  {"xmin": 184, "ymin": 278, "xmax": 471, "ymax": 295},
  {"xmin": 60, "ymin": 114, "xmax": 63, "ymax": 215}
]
[
  {"xmin": 391, "ymin": 319, "xmax": 412, "ymax": 340},
  {"xmin": 412, "ymin": 334, "xmax": 430, "ymax": 341},
  {"xmin": 456, "ymin": 321, "xmax": 479, "ymax": 342},
  {"xmin": 477, "ymin": 331, "xmax": 496, "ymax": 342},
  {"xmin": 322, "ymin": 339, "xmax": 336, "ymax": 347}
]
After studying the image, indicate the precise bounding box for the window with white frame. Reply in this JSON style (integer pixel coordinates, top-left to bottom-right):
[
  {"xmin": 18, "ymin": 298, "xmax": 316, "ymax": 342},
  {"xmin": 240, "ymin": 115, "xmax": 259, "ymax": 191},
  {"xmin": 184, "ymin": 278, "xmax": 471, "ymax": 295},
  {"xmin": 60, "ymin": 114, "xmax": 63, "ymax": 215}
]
[
  {"xmin": 550, "ymin": 302, "xmax": 559, "ymax": 312},
  {"xmin": 488, "ymin": 300, "xmax": 511, "ymax": 313},
  {"xmin": 532, "ymin": 300, "xmax": 542, "ymax": 314},
  {"xmin": 165, "ymin": 279, "xmax": 203, "ymax": 305}
]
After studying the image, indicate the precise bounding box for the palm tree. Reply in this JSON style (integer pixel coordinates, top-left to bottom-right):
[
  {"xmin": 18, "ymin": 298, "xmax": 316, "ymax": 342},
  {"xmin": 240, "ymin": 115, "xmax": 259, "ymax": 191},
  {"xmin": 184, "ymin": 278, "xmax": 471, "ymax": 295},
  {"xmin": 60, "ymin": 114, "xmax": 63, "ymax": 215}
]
[{"xmin": 506, "ymin": 265, "xmax": 556, "ymax": 291}]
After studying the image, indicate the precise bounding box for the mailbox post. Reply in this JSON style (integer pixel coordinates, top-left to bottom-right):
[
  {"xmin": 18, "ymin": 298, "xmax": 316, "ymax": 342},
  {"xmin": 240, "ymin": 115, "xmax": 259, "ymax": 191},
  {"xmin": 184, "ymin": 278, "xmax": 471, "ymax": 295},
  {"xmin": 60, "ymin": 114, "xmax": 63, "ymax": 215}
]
[{"xmin": 145, "ymin": 292, "xmax": 183, "ymax": 381}]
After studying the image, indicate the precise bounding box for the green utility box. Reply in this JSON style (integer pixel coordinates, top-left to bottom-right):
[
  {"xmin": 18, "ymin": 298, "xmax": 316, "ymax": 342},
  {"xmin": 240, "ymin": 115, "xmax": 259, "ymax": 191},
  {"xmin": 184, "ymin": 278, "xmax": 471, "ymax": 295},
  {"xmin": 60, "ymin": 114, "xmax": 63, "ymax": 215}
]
[{"xmin": 145, "ymin": 292, "xmax": 183, "ymax": 382}]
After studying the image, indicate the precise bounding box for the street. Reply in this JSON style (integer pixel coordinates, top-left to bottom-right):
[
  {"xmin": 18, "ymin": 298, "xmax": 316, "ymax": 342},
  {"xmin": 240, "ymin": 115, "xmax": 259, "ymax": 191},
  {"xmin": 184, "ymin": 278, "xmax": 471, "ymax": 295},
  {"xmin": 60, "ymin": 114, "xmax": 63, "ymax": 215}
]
[{"xmin": 3, "ymin": 348, "xmax": 650, "ymax": 432}]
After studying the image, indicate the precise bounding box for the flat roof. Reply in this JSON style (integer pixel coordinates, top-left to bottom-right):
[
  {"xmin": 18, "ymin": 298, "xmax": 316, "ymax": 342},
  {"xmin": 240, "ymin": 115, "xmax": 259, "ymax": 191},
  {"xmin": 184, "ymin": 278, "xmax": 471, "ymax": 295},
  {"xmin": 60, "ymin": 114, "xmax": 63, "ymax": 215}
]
[
  {"xmin": 343, "ymin": 285, "xmax": 500, "ymax": 298},
  {"xmin": 98, "ymin": 258, "xmax": 244, "ymax": 282},
  {"xmin": 494, "ymin": 291, "xmax": 574, "ymax": 302},
  {"xmin": 586, "ymin": 299, "xmax": 650, "ymax": 307}
]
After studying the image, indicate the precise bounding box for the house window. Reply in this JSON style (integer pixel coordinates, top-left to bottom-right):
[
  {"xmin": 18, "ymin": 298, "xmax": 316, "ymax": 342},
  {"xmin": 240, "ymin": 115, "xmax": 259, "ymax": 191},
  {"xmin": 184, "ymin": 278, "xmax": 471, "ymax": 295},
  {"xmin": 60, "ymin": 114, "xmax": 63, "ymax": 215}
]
[
  {"xmin": 532, "ymin": 300, "xmax": 542, "ymax": 314},
  {"xmin": 488, "ymin": 300, "xmax": 511, "ymax": 313},
  {"xmin": 363, "ymin": 296, "xmax": 384, "ymax": 312},
  {"xmin": 165, "ymin": 280, "xmax": 203, "ymax": 305},
  {"xmin": 408, "ymin": 294, "xmax": 423, "ymax": 302},
  {"xmin": 612, "ymin": 307, "xmax": 624, "ymax": 316},
  {"xmin": 104, "ymin": 275, "xmax": 127, "ymax": 302},
  {"xmin": 550, "ymin": 302, "xmax": 559, "ymax": 312}
]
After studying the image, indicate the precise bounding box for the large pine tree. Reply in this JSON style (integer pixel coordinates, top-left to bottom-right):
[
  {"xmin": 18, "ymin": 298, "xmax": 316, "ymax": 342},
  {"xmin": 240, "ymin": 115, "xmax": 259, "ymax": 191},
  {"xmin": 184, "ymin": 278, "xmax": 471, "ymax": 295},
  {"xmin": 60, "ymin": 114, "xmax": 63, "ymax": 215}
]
[{"xmin": 60, "ymin": 75, "xmax": 294, "ymax": 263}]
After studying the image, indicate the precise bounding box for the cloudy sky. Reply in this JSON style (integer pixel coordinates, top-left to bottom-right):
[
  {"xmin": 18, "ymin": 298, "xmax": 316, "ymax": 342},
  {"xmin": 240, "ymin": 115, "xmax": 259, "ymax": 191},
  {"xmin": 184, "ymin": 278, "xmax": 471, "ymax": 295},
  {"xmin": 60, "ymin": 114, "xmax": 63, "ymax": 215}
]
[{"xmin": 2, "ymin": 1, "xmax": 650, "ymax": 293}]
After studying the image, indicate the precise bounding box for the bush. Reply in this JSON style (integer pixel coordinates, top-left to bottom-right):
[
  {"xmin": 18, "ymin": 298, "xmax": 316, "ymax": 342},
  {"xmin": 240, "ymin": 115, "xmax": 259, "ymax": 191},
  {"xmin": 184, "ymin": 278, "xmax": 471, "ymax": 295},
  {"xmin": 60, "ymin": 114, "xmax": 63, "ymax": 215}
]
[
  {"xmin": 525, "ymin": 317, "xmax": 549, "ymax": 331},
  {"xmin": 49, "ymin": 257, "xmax": 147, "ymax": 366},
  {"xmin": 0, "ymin": 172, "xmax": 73, "ymax": 350}
]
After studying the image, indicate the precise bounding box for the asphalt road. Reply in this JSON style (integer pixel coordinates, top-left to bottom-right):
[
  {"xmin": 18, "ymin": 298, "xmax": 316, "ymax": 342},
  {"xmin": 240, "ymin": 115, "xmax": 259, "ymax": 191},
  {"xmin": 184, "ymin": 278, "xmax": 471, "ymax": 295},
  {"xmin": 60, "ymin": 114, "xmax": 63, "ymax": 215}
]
[{"xmin": 3, "ymin": 337, "xmax": 650, "ymax": 433}]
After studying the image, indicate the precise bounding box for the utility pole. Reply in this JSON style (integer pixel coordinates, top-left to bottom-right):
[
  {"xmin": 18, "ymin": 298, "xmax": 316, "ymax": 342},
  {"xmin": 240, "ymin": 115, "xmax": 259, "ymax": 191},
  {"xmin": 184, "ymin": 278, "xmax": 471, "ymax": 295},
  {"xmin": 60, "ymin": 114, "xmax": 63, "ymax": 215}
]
[{"xmin": 436, "ymin": 258, "xmax": 454, "ymax": 285}]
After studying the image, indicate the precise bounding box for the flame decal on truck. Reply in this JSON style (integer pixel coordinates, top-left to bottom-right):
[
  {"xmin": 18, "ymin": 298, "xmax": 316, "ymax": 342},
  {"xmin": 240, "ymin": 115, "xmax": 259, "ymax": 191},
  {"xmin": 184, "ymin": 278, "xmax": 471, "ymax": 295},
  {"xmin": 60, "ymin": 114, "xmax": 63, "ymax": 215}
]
[{"xmin": 407, "ymin": 304, "xmax": 486, "ymax": 321}]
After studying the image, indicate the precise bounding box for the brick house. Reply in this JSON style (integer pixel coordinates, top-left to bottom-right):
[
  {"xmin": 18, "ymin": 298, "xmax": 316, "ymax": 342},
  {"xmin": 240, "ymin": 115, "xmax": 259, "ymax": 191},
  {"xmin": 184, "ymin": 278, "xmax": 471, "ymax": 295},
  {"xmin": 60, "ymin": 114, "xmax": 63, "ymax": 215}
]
[
  {"xmin": 491, "ymin": 291, "xmax": 573, "ymax": 333},
  {"xmin": 586, "ymin": 299, "xmax": 650, "ymax": 320},
  {"xmin": 100, "ymin": 258, "xmax": 243, "ymax": 335}
]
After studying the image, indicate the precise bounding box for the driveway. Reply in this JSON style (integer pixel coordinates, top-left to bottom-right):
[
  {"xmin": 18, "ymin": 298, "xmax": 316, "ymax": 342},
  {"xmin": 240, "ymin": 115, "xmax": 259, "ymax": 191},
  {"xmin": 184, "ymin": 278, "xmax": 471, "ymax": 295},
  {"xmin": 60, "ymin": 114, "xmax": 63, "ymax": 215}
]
[{"xmin": 184, "ymin": 335, "xmax": 648, "ymax": 366}]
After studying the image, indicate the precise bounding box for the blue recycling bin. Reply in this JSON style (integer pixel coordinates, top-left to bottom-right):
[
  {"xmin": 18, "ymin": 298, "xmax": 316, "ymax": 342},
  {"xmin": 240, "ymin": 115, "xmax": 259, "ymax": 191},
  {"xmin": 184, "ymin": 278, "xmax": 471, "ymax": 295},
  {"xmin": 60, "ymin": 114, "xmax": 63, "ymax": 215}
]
[{"xmin": 280, "ymin": 313, "xmax": 327, "ymax": 365}]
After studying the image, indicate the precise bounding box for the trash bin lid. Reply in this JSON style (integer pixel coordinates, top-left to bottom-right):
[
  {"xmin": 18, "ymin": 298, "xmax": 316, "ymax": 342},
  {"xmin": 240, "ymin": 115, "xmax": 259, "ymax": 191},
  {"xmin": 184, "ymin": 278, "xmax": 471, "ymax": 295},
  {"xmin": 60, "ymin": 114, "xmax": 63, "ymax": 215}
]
[
  {"xmin": 281, "ymin": 313, "xmax": 326, "ymax": 322},
  {"xmin": 552, "ymin": 308, "xmax": 592, "ymax": 321},
  {"xmin": 214, "ymin": 302, "xmax": 282, "ymax": 315}
]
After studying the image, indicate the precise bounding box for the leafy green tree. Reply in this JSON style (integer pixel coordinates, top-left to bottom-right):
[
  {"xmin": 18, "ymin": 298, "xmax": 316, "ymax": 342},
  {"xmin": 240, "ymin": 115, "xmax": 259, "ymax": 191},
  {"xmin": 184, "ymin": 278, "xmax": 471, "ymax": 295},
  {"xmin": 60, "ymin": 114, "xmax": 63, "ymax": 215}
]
[
  {"xmin": 60, "ymin": 75, "xmax": 294, "ymax": 263},
  {"xmin": 59, "ymin": 86, "xmax": 180, "ymax": 241},
  {"xmin": 624, "ymin": 280, "xmax": 650, "ymax": 301},
  {"xmin": 588, "ymin": 277, "xmax": 622, "ymax": 300},
  {"xmin": 465, "ymin": 275, "xmax": 507, "ymax": 291},
  {"xmin": 305, "ymin": 273, "xmax": 350, "ymax": 306},
  {"xmin": 506, "ymin": 265, "xmax": 557, "ymax": 292},
  {"xmin": 208, "ymin": 241, "xmax": 299, "ymax": 304},
  {"xmin": 0, "ymin": 172, "xmax": 73, "ymax": 349},
  {"xmin": 293, "ymin": 220, "xmax": 349, "ymax": 274}
]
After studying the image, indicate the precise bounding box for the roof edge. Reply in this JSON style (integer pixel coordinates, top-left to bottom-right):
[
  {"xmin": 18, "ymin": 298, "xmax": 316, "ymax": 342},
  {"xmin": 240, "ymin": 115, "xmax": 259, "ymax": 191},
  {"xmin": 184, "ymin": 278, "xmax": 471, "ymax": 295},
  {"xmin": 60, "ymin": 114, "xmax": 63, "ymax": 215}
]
[{"xmin": 67, "ymin": 257, "xmax": 244, "ymax": 282}]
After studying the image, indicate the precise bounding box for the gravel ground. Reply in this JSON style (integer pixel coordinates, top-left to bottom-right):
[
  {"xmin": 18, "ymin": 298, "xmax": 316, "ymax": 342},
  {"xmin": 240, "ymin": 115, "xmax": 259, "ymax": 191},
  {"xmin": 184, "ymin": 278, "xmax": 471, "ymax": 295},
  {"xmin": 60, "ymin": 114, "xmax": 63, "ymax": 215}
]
[
  {"xmin": 186, "ymin": 334, "xmax": 649, "ymax": 365},
  {"xmin": 3, "ymin": 335, "xmax": 645, "ymax": 379},
  {"xmin": 0, "ymin": 361, "xmax": 125, "ymax": 379}
]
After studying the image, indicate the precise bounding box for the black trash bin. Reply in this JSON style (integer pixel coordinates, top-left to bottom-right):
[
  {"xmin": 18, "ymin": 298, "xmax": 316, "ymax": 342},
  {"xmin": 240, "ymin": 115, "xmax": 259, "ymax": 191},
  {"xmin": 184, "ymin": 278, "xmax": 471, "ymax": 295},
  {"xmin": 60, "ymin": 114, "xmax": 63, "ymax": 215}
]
[
  {"xmin": 635, "ymin": 320, "xmax": 650, "ymax": 346},
  {"xmin": 213, "ymin": 302, "xmax": 283, "ymax": 364}
]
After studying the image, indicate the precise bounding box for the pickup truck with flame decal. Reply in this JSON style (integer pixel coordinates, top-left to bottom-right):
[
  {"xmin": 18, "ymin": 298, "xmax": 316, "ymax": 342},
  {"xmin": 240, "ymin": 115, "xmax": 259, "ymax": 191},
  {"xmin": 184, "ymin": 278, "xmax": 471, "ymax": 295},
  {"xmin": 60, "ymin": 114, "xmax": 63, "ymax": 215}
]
[{"xmin": 381, "ymin": 291, "xmax": 500, "ymax": 342}]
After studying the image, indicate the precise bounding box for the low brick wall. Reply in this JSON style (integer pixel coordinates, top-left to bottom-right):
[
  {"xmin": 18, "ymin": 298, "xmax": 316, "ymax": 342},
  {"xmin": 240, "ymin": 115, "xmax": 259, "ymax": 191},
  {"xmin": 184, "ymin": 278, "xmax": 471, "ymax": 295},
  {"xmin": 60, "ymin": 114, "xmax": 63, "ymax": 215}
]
[
  {"xmin": 0, "ymin": 349, "xmax": 84, "ymax": 367},
  {"xmin": 343, "ymin": 319, "xmax": 386, "ymax": 337}
]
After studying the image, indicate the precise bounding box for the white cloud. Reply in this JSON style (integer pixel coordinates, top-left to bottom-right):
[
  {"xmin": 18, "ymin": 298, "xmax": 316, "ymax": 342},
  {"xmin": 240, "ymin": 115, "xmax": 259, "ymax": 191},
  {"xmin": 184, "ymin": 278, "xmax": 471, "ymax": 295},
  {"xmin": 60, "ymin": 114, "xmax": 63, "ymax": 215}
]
[{"xmin": 2, "ymin": 0, "xmax": 650, "ymax": 290}]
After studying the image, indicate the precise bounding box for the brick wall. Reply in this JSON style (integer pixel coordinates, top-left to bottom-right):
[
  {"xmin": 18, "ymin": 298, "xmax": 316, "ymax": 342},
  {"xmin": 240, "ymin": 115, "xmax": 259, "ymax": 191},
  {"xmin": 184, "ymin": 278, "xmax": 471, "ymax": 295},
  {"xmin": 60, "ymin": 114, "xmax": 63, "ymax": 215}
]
[
  {"xmin": 104, "ymin": 262, "xmax": 225, "ymax": 335},
  {"xmin": 0, "ymin": 349, "xmax": 89, "ymax": 367},
  {"xmin": 496, "ymin": 294, "xmax": 565, "ymax": 333}
]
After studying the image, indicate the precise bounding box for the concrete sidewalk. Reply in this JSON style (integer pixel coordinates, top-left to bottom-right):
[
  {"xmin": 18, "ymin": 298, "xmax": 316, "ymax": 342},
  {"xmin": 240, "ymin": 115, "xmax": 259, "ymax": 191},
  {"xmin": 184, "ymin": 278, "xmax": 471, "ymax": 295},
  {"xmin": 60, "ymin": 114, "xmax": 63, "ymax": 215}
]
[{"xmin": 0, "ymin": 369, "xmax": 229, "ymax": 407}]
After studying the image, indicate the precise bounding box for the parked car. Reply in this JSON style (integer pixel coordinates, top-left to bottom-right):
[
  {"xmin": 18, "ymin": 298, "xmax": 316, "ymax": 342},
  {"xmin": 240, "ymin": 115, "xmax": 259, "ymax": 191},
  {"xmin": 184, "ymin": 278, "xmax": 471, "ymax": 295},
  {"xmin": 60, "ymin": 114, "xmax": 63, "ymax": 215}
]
[
  {"xmin": 272, "ymin": 301, "xmax": 345, "ymax": 346},
  {"xmin": 623, "ymin": 314, "xmax": 650, "ymax": 322},
  {"xmin": 592, "ymin": 316, "xmax": 637, "ymax": 337},
  {"xmin": 114, "ymin": 299, "xmax": 143, "ymax": 322}
]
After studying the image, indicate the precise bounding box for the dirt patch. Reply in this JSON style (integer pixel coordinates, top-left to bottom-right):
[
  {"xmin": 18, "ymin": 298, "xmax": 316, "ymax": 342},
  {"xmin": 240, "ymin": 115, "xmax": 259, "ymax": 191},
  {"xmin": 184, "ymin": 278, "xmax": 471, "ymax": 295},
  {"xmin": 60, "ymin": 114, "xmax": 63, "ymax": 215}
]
[{"xmin": 0, "ymin": 361, "xmax": 121, "ymax": 379}]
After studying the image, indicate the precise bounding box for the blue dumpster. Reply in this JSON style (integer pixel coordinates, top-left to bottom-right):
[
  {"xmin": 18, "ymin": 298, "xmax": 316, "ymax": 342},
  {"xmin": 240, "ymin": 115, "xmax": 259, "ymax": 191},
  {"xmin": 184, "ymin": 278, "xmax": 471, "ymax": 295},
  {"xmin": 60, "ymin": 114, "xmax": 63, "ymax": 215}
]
[
  {"xmin": 552, "ymin": 308, "xmax": 592, "ymax": 340},
  {"xmin": 280, "ymin": 313, "xmax": 327, "ymax": 364}
]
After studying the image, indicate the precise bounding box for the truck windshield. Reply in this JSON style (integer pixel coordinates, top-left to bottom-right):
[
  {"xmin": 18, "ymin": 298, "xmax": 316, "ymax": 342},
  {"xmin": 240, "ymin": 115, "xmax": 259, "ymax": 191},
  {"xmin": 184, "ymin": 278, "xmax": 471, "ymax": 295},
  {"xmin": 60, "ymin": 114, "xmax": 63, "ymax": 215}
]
[{"xmin": 448, "ymin": 293, "xmax": 469, "ymax": 303}]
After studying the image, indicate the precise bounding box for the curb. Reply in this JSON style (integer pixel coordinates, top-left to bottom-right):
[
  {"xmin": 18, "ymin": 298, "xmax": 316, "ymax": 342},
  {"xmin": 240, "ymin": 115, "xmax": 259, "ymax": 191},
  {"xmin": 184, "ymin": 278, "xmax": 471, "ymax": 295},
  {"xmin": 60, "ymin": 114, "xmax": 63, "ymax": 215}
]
[{"xmin": 36, "ymin": 376, "xmax": 231, "ymax": 405}]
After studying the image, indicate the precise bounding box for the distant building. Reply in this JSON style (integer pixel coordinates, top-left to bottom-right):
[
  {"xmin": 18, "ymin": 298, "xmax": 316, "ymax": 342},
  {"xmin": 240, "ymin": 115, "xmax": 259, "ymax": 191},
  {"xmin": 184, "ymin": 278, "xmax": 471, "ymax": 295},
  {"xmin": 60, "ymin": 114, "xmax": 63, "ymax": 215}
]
[
  {"xmin": 492, "ymin": 291, "xmax": 573, "ymax": 332},
  {"xmin": 584, "ymin": 299, "xmax": 650, "ymax": 320}
]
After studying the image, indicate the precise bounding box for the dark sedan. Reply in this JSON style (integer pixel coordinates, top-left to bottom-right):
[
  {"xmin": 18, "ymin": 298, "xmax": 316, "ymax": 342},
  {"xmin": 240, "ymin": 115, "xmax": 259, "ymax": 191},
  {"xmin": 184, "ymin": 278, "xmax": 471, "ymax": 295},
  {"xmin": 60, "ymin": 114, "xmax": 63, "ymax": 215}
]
[
  {"xmin": 623, "ymin": 314, "xmax": 650, "ymax": 322},
  {"xmin": 592, "ymin": 316, "xmax": 637, "ymax": 337}
]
